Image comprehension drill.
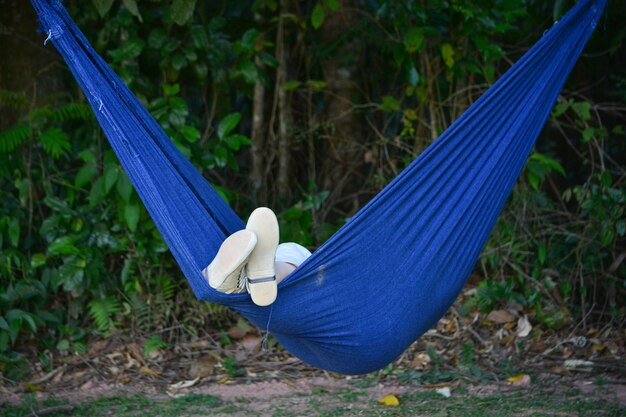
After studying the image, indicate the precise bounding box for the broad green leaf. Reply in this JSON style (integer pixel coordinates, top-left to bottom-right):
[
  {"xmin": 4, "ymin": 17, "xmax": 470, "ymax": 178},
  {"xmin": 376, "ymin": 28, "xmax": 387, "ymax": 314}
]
[
  {"xmin": 528, "ymin": 171, "xmax": 539, "ymax": 190},
  {"xmin": 193, "ymin": 62, "xmax": 209, "ymax": 81},
  {"xmin": 6, "ymin": 309, "xmax": 37, "ymax": 333},
  {"xmin": 92, "ymin": 0, "xmax": 114, "ymax": 17},
  {"xmin": 191, "ymin": 25, "xmax": 209, "ymax": 50},
  {"xmin": 124, "ymin": 204, "xmax": 140, "ymax": 232},
  {"xmin": 108, "ymin": 39, "xmax": 145, "ymax": 63},
  {"xmin": 258, "ymin": 52, "xmax": 279, "ymax": 68},
  {"xmin": 306, "ymin": 80, "xmax": 327, "ymax": 90},
  {"xmin": 311, "ymin": 3, "xmax": 325, "ymax": 29},
  {"xmin": 180, "ymin": 125, "xmax": 200, "ymax": 143},
  {"xmin": 617, "ymin": 220, "xmax": 625, "ymax": 237},
  {"xmin": 283, "ymin": 81, "xmax": 301, "ymax": 91},
  {"xmin": 408, "ymin": 65, "xmax": 419, "ymax": 86},
  {"xmin": 241, "ymin": 29, "xmax": 260, "ymax": 50},
  {"xmin": 104, "ymin": 166, "xmax": 119, "ymax": 194},
  {"xmin": 552, "ymin": 101, "xmax": 570, "ymax": 118},
  {"xmin": 380, "ymin": 96, "xmax": 401, "ymax": 112},
  {"xmin": 405, "ymin": 27, "xmax": 424, "ymax": 53},
  {"xmin": 230, "ymin": 134, "xmax": 251, "ymax": 147},
  {"xmin": 572, "ymin": 101, "xmax": 591, "ymax": 121},
  {"xmin": 225, "ymin": 135, "xmax": 242, "ymax": 151},
  {"xmin": 116, "ymin": 172, "xmax": 134, "ymax": 202},
  {"xmin": 8, "ymin": 318, "xmax": 20, "ymax": 343},
  {"xmin": 238, "ymin": 60, "xmax": 258, "ymax": 84},
  {"xmin": 17, "ymin": 178, "xmax": 29, "ymax": 207},
  {"xmin": 171, "ymin": 53, "xmax": 187, "ymax": 70},
  {"xmin": 185, "ymin": 49, "xmax": 197, "ymax": 62},
  {"xmin": 162, "ymin": 84, "xmax": 181, "ymax": 96},
  {"xmin": 213, "ymin": 146, "xmax": 229, "ymax": 168},
  {"xmin": 44, "ymin": 196, "xmax": 70, "ymax": 213},
  {"xmin": 31, "ymin": 253, "xmax": 47, "ymax": 269},
  {"xmin": 75, "ymin": 165, "xmax": 97, "ymax": 188},
  {"xmin": 122, "ymin": 0, "xmax": 143, "ymax": 22},
  {"xmin": 324, "ymin": 0, "xmax": 340, "ymax": 11},
  {"xmin": 171, "ymin": 0, "xmax": 197, "ymax": 26},
  {"xmin": 483, "ymin": 64, "xmax": 495, "ymax": 84},
  {"xmin": 218, "ymin": 113, "xmax": 241, "ymax": 139},
  {"xmin": 441, "ymin": 43, "xmax": 455, "ymax": 68},
  {"xmin": 148, "ymin": 29, "xmax": 167, "ymax": 49},
  {"xmin": 537, "ymin": 243, "xmax": 547, "ymax": 265},
  {"xmin": 48, "ymin": 236, "xmax": 79, "ymax": 256},
  {"xmin": 0, "ymin": 317, "xmax": 8, "ymax": 331},
  {"xmin": 89, "ymin": 177, "xmax": 105, "ymax": 207},
  {"xmin": 57, "ymin": 339, "xmax": 70, "ymax": 351},
  {"xmin": 601, "ymin": 224, "xmax": 615, "ymax": 246},
  {"xmin": 8, "ymin": 219, "xmax": 19, "ymax": 247},
  {"xmin": 582, "ymin": 127, "xmax": 595, "ymax": 142},
  {"xmin": 78, "ymin": 150, "xmax": 97, "ymax": 163},
  {"xmin": 472, "ymin": 34, "xmax": 488, "ymax": 53}
]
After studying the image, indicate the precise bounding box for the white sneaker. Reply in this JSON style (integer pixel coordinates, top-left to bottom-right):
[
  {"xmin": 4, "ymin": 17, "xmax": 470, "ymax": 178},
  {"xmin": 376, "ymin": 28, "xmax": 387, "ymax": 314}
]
[
  {"xmin": 203, "ymin": 230, "xmax": 257, "ymax": 293},
  {"xmin": 245, "ymin": 207, "xmax": 279, "ymax": 306}
]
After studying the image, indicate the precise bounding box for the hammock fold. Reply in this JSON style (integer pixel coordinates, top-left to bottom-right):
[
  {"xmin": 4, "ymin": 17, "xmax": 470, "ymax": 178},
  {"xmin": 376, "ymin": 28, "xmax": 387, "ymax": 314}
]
[{"xmin": 32, "ymin": 0, "xmax": 606, "ymax": 374}]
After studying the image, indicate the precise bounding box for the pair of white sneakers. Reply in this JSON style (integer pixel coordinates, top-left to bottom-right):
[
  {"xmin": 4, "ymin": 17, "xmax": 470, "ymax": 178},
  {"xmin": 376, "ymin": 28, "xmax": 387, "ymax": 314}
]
[{"xmin": 202, "ymin": 208, "xmax": 279, "ymax": 306}]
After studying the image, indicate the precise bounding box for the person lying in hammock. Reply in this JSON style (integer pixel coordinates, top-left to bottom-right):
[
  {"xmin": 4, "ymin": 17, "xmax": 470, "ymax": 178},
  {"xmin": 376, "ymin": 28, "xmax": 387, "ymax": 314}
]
[{"xmin": 202, "ymin": 207, "xmax": 311, "ymax": 307}]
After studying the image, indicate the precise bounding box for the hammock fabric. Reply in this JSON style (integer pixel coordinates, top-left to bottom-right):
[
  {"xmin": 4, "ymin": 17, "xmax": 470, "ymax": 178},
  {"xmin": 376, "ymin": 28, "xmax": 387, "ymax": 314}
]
[{"xmin": 32, "ymin": 0, "xmax": 605, "ymax": 374}]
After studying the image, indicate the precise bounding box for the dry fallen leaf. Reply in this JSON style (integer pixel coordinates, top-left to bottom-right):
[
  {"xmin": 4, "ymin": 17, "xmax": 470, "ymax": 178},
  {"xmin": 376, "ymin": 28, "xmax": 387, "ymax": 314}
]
[
  {"xmin": 378, "ymin": 394, "xmax": 400, "ymax": 407},
  {"xmin": 228, "ymin": 326, "xmax": 247, "ymax": 340},
  {"xmin": 241, "ymin": 334, "xmax": 262, "ymax": 351},
  {"xmin": 486, "ymin": 310, "xmax": 516, "ymax": 324},
  {"xmin": 88, "ymin": 339, "xmax": 110, "ymax": 356},
  {"xmin": 188, "ymin": 357, "xmax": 216, "ymax": 379},
  {"xmin": 139, "ymin": 366, "xmax": 161, "ymax": 377},
  {"xmin": 517, "ymin": 315, "xmax": 532, "ymax": 338},
  {"xmin": 20, "ymin": 382, "xmax": 43, "ymax": 392},
  {"xmin": 169, "ymin": 378, "xmax": 200, "ymax": 390},
  {"xmin": 436, "ymin": 387, "xmax": 451, "ymax": 398},
  {"xmin": 506, "ymin": 374, "xmax": 531, "ymax": 386},
  {"xmin": 412, "ymin": 352, "xmax": 431, "ymax": 370},
  {"xmin": 564, "ymin": 359, "xmax": 594, "ymax": 371}
]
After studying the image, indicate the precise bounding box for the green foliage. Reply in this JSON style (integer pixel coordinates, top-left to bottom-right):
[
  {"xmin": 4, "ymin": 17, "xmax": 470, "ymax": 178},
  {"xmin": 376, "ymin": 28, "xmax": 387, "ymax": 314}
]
[
  {"xmin": 88, "ymin": 297, "xmax": 121, "ymax": 332},
  {"xmin": 0, "ymin": 124, "xmax": 30, "ymax": 154},
  {"xmin": 0, "ymin": 0, "xmax": 624, "ymax": 362},
  {"xmin": 143, "ymin": 335, "xmax": 170, "ymax": 358}
]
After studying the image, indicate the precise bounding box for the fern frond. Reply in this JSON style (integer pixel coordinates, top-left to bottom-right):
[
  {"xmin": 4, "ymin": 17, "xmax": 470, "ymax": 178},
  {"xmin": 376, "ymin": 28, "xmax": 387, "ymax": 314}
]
[
  {"xmin": 204, "ymin": 302, "xmax": 233, "ymax": 326},
  {"xmin": 28, "ymin": 106, "xmax": 53, "ymax": 125},
  {"xmin": 88, "ymin": 297, "xmax": 120, "ymax": 332},
  {"xmin": 0, "ymin": 90, "xmax": 27, "ymax": 110},
  {"xmin": 128, "ymin": 293, "xmax": 150, "ymax": 331},
  {"xmin": 0, "ymin": 124, "xmax": 31, "ymax": 153},
  {"xmin": 38, "ymin": 127, "xmax": 71, "ymax": 158},
  {"xmin": 158, "ymin": 275, "xmax": 176, "ymax": 300},
  {"xmin": 143, "ymin": 335, "xmax": 170, "ymax": 358},
  {"xmin": 52, "ymin": 103, "xmax": 94, "ymax": 122}
]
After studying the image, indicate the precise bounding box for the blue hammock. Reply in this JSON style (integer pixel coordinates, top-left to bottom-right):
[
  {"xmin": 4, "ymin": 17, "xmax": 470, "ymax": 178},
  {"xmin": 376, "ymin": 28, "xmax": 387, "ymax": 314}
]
[{"xmin": 32, "ymin": 0, "xmax": 605, "ymax": 374}]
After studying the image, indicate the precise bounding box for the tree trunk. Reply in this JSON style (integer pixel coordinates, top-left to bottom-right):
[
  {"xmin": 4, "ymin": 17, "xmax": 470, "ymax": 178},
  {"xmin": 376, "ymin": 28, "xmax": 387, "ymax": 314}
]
[
  {"xmin": 275, "ymin": 0, "xmax": 292, "ymax": 201},
  {"xmin": 318, "ymin": 0, "xmax": 365, "ymax": 219},
  {"xmin": 0, "ymin": 0, "xmax": 64, "ymax": 130},
  {"xmin": 250, "ymin": 56, "xmax": 267, "ymax": 206}
]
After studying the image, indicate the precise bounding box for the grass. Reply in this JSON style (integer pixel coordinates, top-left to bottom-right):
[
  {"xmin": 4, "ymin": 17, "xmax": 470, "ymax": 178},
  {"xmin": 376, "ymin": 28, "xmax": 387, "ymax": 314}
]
[{"xmin": 1, "ymin": 385, "xmax": 624, "ymax": 417}]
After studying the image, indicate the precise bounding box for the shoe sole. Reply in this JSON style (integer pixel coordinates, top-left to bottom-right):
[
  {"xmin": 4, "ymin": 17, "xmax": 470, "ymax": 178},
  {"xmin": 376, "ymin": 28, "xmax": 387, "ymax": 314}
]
[
  {"xmin": 204, "ymin": 230, "xmax": 257, "ymax": 293},
  {"xmin": 245, "ymin": 207, "xmax": 279, "ymax": 306}
]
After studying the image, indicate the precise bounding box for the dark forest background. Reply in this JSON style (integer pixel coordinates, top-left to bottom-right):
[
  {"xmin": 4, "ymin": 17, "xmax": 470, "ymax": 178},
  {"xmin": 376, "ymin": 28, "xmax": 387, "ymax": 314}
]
[{"xmin": 0, "ymin": 0, "xmax": 624, "ymax": 374}]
